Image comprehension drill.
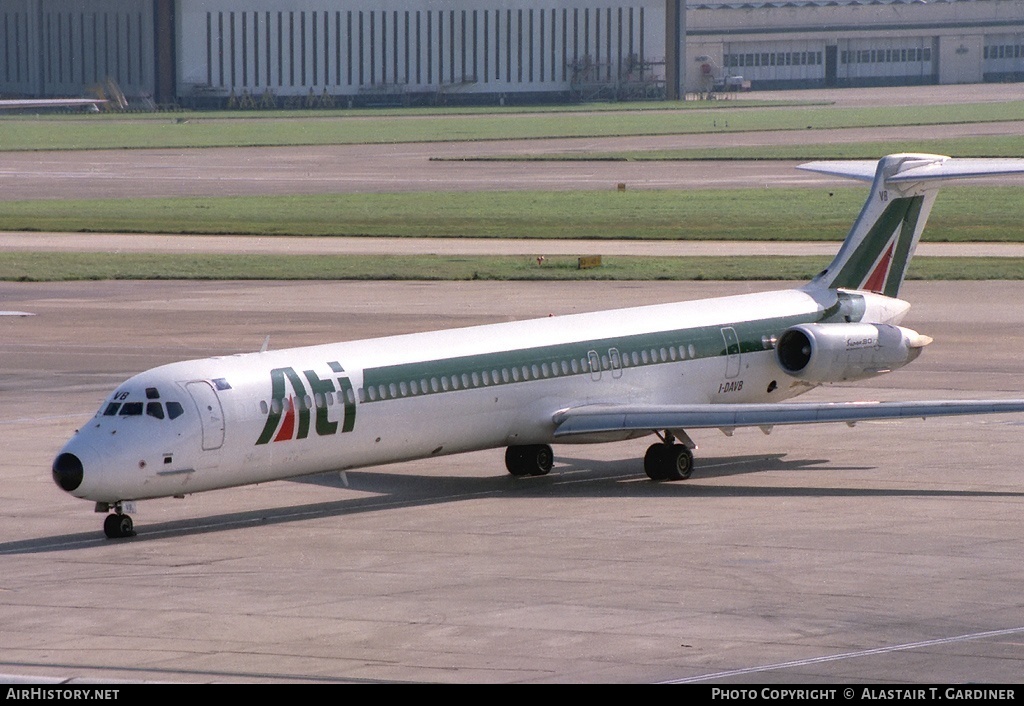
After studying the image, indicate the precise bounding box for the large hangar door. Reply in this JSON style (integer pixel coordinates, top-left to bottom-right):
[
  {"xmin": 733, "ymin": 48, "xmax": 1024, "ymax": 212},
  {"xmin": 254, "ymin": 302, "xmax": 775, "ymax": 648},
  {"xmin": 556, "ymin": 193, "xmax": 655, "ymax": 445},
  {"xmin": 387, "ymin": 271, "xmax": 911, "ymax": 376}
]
[{"xmin": 825, "ymin": 45, "xmax": 838, "ymax": 87}]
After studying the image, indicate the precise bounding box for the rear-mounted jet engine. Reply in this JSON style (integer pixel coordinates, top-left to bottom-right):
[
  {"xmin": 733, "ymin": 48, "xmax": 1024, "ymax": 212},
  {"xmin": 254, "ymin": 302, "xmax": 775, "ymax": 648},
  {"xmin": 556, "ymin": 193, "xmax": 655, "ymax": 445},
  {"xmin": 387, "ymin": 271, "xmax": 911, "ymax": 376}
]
[{"xmin": 775, "ymin": 323, "xmax": 932, "ymax": 384}]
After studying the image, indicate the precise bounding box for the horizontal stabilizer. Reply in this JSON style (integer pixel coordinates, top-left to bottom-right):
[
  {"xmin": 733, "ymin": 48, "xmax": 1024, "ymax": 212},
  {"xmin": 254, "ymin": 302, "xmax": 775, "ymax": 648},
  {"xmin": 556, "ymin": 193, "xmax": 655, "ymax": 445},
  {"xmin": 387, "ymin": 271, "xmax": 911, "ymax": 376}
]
[
  {"xmin": 800, "ymin": 153, "xmax": 1024, "ymax": 298},
  {"xmin": 799, "ymin": 156, "xmax": 1024, "ymax": 184},
  {"xmin": 552, "ymin": 399, "xmax": 1024, "ymax": 437},
  {"xmin": 797, "ymin": 160, "xmax": 878, "ymax": 182}
]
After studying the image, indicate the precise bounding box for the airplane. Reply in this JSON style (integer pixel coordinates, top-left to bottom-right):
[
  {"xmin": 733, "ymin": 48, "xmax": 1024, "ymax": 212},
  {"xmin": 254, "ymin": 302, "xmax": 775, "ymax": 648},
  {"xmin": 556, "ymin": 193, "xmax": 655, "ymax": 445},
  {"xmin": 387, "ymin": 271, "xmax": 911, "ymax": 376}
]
[
  {"xmin": 0, "ymin": 98, "xmax": 106, "ymax": 112},
  {"xmin": 52, "ymin": 153, "xmax": 1024, "ymax": 539}
]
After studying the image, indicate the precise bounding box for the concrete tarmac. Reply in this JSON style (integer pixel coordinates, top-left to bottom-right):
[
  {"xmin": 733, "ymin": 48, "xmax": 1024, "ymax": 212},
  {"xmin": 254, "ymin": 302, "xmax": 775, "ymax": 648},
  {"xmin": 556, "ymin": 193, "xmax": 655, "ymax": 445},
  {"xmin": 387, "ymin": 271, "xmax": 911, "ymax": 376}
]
[
  {"xmin": 2, "ymin": 279, "xmax": 1023, "ymax": 683},
  {"xmin": 5, "ymin": 232, "xmax": 1024, "ymax": 258}
]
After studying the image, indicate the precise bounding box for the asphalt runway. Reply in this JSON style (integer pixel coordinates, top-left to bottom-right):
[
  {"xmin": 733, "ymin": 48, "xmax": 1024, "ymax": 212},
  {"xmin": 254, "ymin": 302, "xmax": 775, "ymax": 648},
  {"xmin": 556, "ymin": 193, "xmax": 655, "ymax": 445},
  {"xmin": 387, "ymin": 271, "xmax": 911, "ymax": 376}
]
[
  {"xmin": 2, "ymin": 279, "xmax": 1024, "ymax": 684},
  {"xmin": 0, "ymin": 146, "xmax": 823, "ymax": 199},
  {"xmin": 4, "ymin": 120, "xmax": 1023, "ymax": 200}
]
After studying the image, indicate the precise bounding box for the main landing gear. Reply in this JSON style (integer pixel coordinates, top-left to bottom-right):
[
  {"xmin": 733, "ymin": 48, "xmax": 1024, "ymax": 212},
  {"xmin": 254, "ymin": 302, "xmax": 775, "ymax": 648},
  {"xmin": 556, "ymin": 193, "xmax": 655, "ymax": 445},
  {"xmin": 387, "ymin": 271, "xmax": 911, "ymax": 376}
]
[
  {"xmin": 643, "ymin": 431, "xmax": 694, "ymax": 482},
  {"xmin": 505, "ymin": 444, "xmax": 554, "ymax": 477},
  {"xmin": 504, "ymin": 436, "xmax": 695, "ymax": 482},
  {"xmin": 100, "ymin": 502, "xmax": 136, "ymax": 539}
]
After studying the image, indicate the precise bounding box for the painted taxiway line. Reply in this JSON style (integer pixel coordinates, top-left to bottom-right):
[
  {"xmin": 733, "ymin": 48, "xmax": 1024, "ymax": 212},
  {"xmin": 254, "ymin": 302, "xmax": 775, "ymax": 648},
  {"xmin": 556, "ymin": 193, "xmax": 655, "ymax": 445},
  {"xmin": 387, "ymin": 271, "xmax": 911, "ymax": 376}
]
[{"xmin": 662, "ymin": 625, "xmax": 1024, "ymax": 683}]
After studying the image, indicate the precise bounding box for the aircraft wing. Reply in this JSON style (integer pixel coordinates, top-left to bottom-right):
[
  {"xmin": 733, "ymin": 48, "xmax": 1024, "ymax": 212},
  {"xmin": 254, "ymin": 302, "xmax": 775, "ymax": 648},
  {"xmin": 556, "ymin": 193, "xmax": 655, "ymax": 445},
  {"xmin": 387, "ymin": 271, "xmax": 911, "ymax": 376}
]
[{"xmin": 552, "ymin": 399, "xmax": 1024, "ymax": 437}]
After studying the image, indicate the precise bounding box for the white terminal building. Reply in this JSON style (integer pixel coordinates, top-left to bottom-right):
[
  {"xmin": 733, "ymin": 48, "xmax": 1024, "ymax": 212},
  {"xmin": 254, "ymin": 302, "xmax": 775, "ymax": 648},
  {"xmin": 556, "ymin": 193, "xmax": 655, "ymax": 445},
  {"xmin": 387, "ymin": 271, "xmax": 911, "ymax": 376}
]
[{"xmin": 1, "ymin": 0, "xmax": 1022, "ymax": 107}]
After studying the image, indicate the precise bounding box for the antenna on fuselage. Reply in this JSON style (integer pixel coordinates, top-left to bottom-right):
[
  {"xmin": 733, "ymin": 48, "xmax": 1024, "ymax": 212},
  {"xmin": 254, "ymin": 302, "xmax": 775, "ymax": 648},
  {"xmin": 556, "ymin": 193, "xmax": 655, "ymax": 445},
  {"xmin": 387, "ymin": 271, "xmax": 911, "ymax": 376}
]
[{"xmin": 260, "ymin": 335, "xmax": 270, "ymax": 353}]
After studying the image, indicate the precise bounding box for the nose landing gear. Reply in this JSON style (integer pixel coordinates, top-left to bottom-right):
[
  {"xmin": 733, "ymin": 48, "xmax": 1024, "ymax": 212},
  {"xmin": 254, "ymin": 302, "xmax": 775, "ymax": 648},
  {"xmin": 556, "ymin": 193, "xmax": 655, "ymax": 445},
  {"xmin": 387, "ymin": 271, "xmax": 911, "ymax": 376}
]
[
  {"xmin": 103, "ymin": 513, "xmax": 135, "ymax": 539},
  {"xmin": 100, "ymin": 502, "xmax": 136, "ymax": 539}
]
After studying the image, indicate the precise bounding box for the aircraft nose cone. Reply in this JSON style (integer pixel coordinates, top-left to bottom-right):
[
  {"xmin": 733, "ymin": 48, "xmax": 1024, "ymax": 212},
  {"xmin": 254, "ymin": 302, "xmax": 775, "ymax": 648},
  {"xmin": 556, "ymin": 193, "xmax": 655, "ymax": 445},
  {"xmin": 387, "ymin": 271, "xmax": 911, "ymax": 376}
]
[{"xmin": 52, "ymin": 452, "xmax": 84, "ymax": 492}]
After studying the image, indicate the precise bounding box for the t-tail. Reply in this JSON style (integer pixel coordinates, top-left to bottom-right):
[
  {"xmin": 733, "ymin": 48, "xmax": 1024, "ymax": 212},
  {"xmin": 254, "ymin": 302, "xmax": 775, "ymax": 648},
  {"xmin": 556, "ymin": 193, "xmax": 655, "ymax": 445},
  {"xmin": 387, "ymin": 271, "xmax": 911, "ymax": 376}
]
[{"xmin": 799, "ymin": 153, "xmax": 1024, "ymax": 297}]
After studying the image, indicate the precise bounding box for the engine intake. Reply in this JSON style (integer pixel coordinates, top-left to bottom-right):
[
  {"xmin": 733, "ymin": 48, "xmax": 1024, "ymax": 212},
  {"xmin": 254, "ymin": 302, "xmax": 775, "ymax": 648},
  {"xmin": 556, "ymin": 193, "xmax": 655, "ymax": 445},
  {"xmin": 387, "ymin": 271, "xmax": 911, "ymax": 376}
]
[{"xmin": 776, "ymin": 323, "xmax": 931, "ymax": 384}]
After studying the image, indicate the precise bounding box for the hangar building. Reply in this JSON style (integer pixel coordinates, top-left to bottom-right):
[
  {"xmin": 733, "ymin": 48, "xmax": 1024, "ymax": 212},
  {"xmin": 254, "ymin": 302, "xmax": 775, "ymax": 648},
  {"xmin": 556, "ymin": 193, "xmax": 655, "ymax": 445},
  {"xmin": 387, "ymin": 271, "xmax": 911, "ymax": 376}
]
[{"xmin": 1, "ymin": 0, "xmax": 1021, "ymax": 107}]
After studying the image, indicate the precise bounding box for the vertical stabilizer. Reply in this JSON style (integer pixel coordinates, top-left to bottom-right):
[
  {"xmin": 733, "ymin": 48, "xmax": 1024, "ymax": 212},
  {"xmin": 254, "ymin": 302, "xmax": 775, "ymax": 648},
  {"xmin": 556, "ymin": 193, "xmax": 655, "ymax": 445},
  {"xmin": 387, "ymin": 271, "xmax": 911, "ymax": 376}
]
[
  {"xmin": 801, "ymin": 154, "xmax": 942, "ymax": 297},
  {"xmin": 798, "ymin": 154, "xmax": 1024, "ymax": 297}
]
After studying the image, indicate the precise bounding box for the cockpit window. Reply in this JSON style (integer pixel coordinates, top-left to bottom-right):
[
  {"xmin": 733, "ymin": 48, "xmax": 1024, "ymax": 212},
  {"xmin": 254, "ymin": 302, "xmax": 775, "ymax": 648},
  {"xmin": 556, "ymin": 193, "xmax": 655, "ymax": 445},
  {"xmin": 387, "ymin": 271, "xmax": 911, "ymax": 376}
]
[
  {"xmin": 99, "ymin": 396, "xmax": 184, "ymax": 420},
  {"xmin": 146, "ymin": 387, "xmax": 160, "ymax": 399}
]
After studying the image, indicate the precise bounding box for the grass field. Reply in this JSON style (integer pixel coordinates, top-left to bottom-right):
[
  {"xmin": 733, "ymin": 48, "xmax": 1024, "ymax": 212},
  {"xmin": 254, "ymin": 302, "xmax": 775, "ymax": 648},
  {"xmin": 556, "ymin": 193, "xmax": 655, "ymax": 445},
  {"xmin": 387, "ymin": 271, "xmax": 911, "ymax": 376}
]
[
  {"xmin": 1, "ymin": 100, "xmax": 1021, "ymax": 150},
  {"xmin": 3, "ymin": 186, "xmax": 1022, "ymax": 241},
  {"xmin": 4, "ymin": 94, "xmax": 1022, "ymax": 281}
]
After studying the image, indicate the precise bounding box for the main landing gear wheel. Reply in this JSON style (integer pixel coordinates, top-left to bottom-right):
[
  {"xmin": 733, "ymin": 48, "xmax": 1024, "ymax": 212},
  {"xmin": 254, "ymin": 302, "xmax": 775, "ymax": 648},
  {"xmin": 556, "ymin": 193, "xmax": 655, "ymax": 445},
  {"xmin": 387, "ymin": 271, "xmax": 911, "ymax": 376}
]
[
  {"xmin": 505, "ymin": 444, "xmax": 554, "ymax": 477},
  {"xmin": 644, "ymin": 443, "xmax": 694, "ymax": 482},
  {"xmin": 103, "ymin": 513, "xmax": 135, "ymax": 539}
]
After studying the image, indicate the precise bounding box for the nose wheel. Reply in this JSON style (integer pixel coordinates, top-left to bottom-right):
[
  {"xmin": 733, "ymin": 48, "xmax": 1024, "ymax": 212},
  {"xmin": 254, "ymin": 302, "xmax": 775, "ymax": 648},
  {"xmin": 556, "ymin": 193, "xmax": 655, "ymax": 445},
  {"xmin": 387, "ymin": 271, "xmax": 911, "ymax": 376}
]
[{"xmin": 103, "ymin": 512, "xmax": 135, "ymax": 539}]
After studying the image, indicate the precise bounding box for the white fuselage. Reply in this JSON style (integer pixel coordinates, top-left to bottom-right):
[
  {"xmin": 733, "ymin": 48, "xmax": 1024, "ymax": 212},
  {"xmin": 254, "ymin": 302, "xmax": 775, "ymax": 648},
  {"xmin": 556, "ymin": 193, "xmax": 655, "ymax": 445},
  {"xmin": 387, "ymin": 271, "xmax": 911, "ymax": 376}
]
[{"xmin": 57, "ymin": 285, "xmax": 909, "ymax": 504}]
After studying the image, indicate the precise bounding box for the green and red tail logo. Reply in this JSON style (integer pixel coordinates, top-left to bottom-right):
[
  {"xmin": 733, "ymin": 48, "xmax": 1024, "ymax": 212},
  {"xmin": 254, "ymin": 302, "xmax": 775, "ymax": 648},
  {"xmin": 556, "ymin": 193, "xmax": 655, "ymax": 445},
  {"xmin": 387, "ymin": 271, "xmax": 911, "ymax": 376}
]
[{"xmin": 827, "ymin": 195, "xmax": 925, "ymax": 298}]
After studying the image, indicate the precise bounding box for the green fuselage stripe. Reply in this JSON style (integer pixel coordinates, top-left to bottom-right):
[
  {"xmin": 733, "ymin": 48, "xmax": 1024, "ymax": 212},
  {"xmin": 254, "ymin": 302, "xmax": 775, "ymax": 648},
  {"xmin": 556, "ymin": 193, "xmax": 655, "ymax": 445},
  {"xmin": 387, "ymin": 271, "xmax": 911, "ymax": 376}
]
[{"xmin": 358, "ymin": 298, "xmax": 851, "ymax": 404}]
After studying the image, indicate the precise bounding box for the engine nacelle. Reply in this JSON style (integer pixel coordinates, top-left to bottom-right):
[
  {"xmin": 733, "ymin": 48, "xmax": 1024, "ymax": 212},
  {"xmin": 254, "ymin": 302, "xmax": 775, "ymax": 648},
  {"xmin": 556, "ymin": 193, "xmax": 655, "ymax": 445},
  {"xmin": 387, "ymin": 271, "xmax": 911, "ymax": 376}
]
[{"xmin": 775, "ymin": 323, "xmax": 932, "ymax": 384}]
